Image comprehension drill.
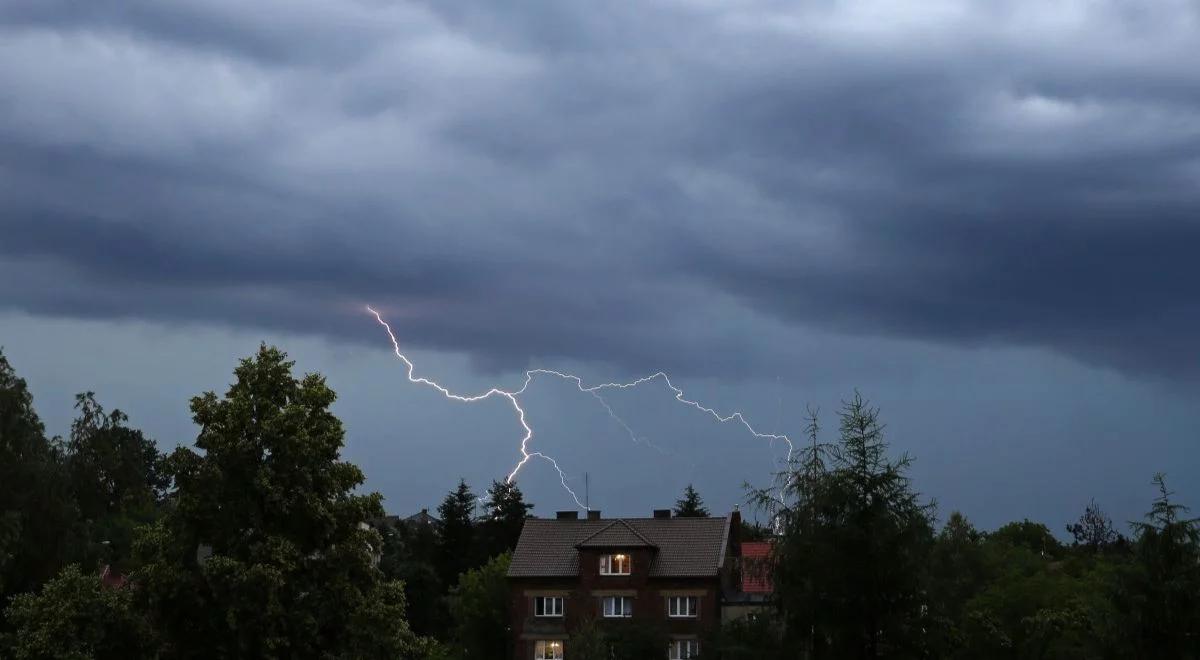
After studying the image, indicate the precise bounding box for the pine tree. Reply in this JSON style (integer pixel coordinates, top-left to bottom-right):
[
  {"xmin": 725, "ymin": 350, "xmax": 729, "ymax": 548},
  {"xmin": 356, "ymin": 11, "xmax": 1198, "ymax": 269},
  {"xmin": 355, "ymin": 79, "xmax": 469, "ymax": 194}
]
[
  {"xmin": 754, "ymin": 393, "xmax": 934, "ymax": 659},
  {"xmin": 674, "ymin": 484, "xmax": 709, "ymax": 517},
  {"xmin": 437, "ymin": 479, "xmax": 477, "ymax": 585},
  {"xmin": 480, "ymin": 479, "xmax": 532, "ymax": 560}
]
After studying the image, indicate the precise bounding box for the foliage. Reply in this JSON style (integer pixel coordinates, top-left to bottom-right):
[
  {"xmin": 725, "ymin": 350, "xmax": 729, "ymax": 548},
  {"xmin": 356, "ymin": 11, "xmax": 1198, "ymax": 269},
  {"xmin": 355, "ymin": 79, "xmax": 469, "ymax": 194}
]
[
  {"xmin": 1121, "ymin": 473, "xmax": 1200, "ymax": 658},
  {"xmin": 3, "ymin": 564, "xmax": 154, "ymax": 660},
  {"xmin": 566, "ymin": 618, "xmax": 609, "ymax": 660},
  {"xmin": 437, "ymin": 479, "xmax": 478, "ymax": 586},
  {"xmin": 1065, "ymin": 499, "xmax": 1122, "ymax": 553},
  {"xmin": 67, "ymin": 392, "xmax": 166, "ymax": 571},
  {"xmin": 479, "ymin": 479, "xmax": 532, "ymax": 560},
  {"xmin": 447, "ymin": 552, "xmax": 512, "ymax": 660},
  {"xmin": 753, "ymin": 393, "xmax": 934, "ymax": 658},
  {"xmin": 131, "ymin": 344, "xmax": 422, "ymax": 658},
  {"xmin": 0, "ymin": 349, "xmax": 80, "ymax": 607},
  {"xmin": 604, "ymin": 619, "xmax": 669, "ymax": 660},
  {"xmin": 705, "ymin": 613, "xmax": 786, "ymax": 660},
  {"xmin": 674, "ymin": 483, "xmax": 710, "ymax": 517}
]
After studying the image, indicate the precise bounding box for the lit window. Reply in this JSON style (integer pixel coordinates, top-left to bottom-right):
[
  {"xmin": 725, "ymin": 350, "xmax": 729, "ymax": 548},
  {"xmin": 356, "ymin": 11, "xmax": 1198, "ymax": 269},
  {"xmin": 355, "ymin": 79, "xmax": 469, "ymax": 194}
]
[
  {"xmin": 534, "ymin": 596, "xmax": 564, "ymax": 617},
  {"xmin": 601, "ymin": 596, "xmax": 633, "ymax": 618},
  {"xmin": 599, "ymin": 553, "xmax": 631, "ymax": 575},
  {"xmin": 534, "ymin": 640, "xmax": 563, "ymax": 660},
  {"xmin": 669, "ymin": 639, "xmax": 700, "ymax": 659},
  {"xmin": 667, "ymin": 596, "xmax": 698, "ymax": 618}
]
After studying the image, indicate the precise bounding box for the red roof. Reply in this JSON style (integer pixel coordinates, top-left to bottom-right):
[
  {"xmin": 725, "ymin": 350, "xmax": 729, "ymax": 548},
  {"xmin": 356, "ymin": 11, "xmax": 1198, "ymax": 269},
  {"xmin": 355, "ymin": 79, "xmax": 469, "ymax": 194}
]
[{"xmin": 740, "ymin": 541, "xmax": 773, "ymax": 593}]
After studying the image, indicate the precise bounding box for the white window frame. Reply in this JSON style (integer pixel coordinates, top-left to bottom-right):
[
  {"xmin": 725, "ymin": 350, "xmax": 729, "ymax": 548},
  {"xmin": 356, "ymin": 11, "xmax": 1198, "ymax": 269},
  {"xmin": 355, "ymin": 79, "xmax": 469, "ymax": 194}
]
[
  {"xmin": 601, "ymin": 595, "xmax": 633, "ymax": 618},
  {"xmin": 667, "ymin": 595, "xmax": 698, "ymax": 618},
  {"xmin": 669, "ymin": 639, "xmax": 700, "ymax": 660},
  {"xmin": 599, "ymin": 553, "xmax": 631, "ymax": 575},
  {"xmin": 534, "ymin": 596, "xmax": 564, "ymax": 617},
  {"xmin": 534, "ymin": 640, "xmax": 563, "ymax": 660}
]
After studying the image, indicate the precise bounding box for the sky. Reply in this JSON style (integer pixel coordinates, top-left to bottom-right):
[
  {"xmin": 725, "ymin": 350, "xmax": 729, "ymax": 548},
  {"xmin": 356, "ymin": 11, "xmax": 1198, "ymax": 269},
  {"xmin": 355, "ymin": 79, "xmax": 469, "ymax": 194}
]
[{"xmin": 2, "ymin": 0, "xmax": 1198, "ymax": 533}]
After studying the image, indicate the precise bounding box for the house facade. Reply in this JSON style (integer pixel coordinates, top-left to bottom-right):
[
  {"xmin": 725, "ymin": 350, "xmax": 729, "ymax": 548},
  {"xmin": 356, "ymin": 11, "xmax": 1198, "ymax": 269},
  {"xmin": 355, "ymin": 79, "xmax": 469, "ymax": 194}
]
[{"xmin": 507, "ymin": 508, "xmax": 745, "ymax": 660}]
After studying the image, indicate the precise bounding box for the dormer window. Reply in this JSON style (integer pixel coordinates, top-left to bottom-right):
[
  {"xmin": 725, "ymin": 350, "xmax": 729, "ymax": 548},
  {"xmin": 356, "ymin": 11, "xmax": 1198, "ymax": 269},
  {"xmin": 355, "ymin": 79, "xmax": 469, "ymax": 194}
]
[{"xmin": 599, "ymin": 553, "xmax": 631, "ymax": 575}]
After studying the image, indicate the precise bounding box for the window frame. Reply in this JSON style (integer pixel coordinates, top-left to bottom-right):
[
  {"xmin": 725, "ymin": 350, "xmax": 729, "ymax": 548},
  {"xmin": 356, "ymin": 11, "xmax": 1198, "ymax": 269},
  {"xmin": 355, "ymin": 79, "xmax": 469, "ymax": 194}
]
[
  {"xmin": 666, "ymin": 595, "xmax": 699, "ymax": 618},
  {"xmin": 534, "ymin": 640, "xmax": 564, "ymax": 660},
  {"xmin": 601, "ymin": 595, "xmax": 634, "ymax": 618},
  {"xmin": 668, "ymin": 639, "xmax": 700, "ymax": 660},
  {"xmin": 599, "ymin": 553, "xmax": 632, "ymax": 575},
  {"xmin": 534, "ymin": 595, "xmax": 564, "ymax": 618}
]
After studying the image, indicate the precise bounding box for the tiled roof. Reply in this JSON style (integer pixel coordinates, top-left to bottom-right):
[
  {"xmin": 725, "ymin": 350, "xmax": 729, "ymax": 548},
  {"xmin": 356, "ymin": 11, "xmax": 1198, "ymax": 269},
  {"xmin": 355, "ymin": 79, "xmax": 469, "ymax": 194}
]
[
  {"xmin": 508, "ymin": 516, "xmax": 731, "ymax": 578},
  {"xmin": 576, "ymin": 520, "xmax": 656, "ymax": 548},
  {"xmin": 740, "ymin": 541, "xmax": 773, "ymax": 593}
]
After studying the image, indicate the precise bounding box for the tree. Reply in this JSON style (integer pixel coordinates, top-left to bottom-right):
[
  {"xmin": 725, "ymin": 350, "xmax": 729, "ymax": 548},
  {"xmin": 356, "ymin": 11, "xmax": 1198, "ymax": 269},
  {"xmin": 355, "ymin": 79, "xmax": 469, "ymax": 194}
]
[
  {"xmin": 66, "ymin": 393, "xmax": 166, "ymax": 570},
  {"xmin": 447, "ymin": 552, "xmax": 512, "ymax": 660},
  {"xmin": 1066, "ymin": 499, "xmax": 1122, "ymax": 554},
  {"xmin": 753, "ymin": 393, "xmax": 934, "ymax": 659},
  {"xmin": 0, "ymin": 349, "xmax": 80, "ymax": 606},
  {"xmin": 674, "ymin": 483, "xmax": 710, "ymax": 517},
  {"xmin": 1123, "ymin": 473, "xmax": 1200, "ymax": 657},
  {"xmin": 3, "ymin": 564, "xmax": 154, "ymax": 660},
  {"xmin": 437, "ymin": 479, "xmax": 478, "ymax": 585},
  {"xmin": 131, "ymin": 344, "xmax": 421, "ymax": 658},
  {"xmin": 480, "ymin": 479, "xmax": 532, "ymax": 560}
]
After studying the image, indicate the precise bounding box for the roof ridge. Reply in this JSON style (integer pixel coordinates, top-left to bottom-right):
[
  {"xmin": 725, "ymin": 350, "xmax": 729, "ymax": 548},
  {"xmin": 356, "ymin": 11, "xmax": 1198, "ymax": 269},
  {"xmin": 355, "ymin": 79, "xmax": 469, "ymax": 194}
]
[{"xmin": 575, "ymin": 519, "xmax": 657, "ymax": 548}]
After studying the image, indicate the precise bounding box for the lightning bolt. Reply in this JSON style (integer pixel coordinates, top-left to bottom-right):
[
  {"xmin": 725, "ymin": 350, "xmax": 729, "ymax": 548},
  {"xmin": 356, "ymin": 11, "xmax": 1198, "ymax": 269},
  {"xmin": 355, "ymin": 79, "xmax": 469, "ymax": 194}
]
[{"xmin": 367, "ymin": 305, "xmax": 793, "ymax": 510}]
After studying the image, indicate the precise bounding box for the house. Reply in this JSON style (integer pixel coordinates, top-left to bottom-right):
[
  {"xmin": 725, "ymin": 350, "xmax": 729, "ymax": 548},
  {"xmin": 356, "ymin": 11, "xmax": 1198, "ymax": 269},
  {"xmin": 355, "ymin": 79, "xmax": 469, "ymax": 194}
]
[
  {"xmin": 722, "ymin": 539, "xmax": 774, "ymax": 623},
  {"xmin": 507, "ymin": 508, "xmax": 745, "ymax": 660}
]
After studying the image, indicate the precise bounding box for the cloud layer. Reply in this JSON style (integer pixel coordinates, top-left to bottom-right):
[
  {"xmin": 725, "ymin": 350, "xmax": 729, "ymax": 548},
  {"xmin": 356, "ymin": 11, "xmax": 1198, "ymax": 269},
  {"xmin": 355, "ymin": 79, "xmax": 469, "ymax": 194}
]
[{"xmin": 3, "ymin": 0, "xmax": 1199, "ymax": 380}]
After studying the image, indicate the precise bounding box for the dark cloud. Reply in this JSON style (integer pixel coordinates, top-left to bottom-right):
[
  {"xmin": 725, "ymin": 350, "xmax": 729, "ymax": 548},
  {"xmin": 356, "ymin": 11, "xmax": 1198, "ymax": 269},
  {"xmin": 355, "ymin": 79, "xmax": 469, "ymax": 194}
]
[{"xmin": 2, "ymin": 1, "xmax": 1199, "ymax": 382}]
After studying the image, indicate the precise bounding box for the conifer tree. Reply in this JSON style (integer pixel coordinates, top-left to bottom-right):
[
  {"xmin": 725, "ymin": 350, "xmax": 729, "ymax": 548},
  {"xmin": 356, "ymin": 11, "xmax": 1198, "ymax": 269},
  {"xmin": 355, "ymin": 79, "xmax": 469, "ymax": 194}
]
[{"xmin": 674, "ymin": 484, "xmax": 710, "ymax": 517}]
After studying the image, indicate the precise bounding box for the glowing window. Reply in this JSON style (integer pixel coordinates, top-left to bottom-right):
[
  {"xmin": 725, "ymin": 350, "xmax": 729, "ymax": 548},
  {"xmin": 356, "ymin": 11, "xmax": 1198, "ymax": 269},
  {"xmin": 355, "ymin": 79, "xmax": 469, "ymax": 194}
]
[
  {"xmin": 534, "ymin": 640, "xmax": 563, "ymax": 660},
  {"xmin": 669, "ymin": 639, "xmax": 700, "ymax": 659},
  {"xmin": 599, "ymin": 553, "xmax": 631, "ymax": 575}
]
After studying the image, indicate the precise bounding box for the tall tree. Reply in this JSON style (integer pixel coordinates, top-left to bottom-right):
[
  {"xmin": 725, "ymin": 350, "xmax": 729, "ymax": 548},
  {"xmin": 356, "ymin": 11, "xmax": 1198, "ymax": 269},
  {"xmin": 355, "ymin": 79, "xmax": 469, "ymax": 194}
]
[
  {"xmin": 132, "ymin": 345, "xmax": 421, "ymax": 658},
  {"xmin": 437, "ymin": 479, "xmax": 477, "ymax": 585},
  {"xmin": 673, "ymin": 483, "xmax": 710, "ymax": 517},
  {"xmin": 754, "ymin": 393, "xmax": 935, "ymax": 659},
  {"xmin": 66, "ymin": 393, "xmax": 166, "ymax": 570},
  {"xmin": 0, "ymin": 349, "xmax": 79, "ymax": 605},
  {"xmin": 1123, "ymin": 473, "xmax": 1200, "ymax": 657},
  {"xmin": 480, "ymin": 478, "xmax": 532, "ymax": 560}
]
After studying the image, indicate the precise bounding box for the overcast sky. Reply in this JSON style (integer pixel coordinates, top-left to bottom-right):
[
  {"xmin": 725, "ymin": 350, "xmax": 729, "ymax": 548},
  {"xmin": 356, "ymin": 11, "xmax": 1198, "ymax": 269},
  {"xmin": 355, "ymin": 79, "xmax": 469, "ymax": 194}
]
[{"xmin": 2, "ymin": 0, "xmax": 1198, "ymax": 532}]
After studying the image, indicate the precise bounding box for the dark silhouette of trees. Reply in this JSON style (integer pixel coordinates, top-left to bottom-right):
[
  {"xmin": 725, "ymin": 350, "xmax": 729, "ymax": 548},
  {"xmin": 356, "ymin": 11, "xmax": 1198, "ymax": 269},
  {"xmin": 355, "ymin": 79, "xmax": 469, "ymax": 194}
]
[
  {"xmin": 674, "ymin": 483, "xmax": 710, "ymax": 517},
  {"xmin": 753, "ymin": 393, "xmax": 934, "ymax": 659},
  {"xmin": 437, "ymin": 479, "xmax": 478, "ymax": 586},
  {"xmin": 131, "ymin": 345, "xmax": 421, "ymax": 658},
  {"xmin": 480, "ymin": 478, "xmax": 532, "ymax": 559}
]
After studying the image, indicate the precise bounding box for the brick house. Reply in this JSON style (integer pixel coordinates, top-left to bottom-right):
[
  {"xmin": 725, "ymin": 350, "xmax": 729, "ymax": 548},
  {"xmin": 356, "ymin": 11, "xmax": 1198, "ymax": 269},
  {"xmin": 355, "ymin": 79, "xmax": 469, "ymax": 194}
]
[{"xmin": 507, "ymin": 508, "xmax": 744, "ymax": 660}]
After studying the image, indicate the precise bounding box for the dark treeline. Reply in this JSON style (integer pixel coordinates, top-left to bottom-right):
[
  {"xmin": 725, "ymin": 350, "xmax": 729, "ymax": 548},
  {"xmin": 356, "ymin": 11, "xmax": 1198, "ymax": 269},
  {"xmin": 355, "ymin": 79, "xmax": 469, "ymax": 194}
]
[
  {"xmin": 718, "ymin": 395, "xmax": 1200, "ymax": 660},
  {"xmin": 2, "ymin": 345, "xmax": 1199, "ymax": 659}
]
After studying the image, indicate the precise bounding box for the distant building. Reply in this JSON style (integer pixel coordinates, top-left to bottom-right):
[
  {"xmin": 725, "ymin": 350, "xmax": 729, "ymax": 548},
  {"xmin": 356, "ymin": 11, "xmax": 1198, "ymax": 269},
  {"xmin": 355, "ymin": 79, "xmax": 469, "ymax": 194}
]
[
  {"xmin": 507, "ymin": 507, "xmax": 761, "ymax": 660},
  {"xmin": 722, "ymin": 539, "xmax": 774, "ymax": 623}
]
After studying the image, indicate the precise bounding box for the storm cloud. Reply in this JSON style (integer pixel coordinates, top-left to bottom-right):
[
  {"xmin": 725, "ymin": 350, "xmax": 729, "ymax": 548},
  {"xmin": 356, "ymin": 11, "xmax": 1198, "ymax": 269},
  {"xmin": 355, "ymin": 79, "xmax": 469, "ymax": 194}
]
[{"xmin": 2, "ymin": 0, "xmax": 1199, "ymax": 381}]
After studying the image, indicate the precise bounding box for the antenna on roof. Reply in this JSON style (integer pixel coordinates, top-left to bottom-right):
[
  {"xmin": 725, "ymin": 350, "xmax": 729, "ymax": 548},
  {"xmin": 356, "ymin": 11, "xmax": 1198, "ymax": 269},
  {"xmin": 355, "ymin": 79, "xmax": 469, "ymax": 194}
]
[{"xmin": 585, "ymin": 472, "xmax": 590, "ymax": 512}]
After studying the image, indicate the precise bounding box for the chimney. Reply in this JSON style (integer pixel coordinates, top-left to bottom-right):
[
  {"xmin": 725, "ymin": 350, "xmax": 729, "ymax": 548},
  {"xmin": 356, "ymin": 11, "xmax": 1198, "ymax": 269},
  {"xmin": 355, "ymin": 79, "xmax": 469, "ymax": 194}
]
[
  {"xmin": 653, "ymin": 509, "xmax": 672, "ymax": 519},
  {"xmin": 587, "ymin": 510, "xmax": 601, "ymax": 520},
  {"xmin": 556, "ymin": 511, "xmax": 579, "ymax": 520}
]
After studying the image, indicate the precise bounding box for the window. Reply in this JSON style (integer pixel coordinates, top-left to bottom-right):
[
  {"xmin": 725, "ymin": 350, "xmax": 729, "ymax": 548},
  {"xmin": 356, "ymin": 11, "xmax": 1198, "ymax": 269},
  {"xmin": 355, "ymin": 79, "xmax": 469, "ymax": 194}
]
[
  {"xmin": 599, "ymin": 553, "xmax": 631, "ymax": 575},
  {"xmin": 667, "ymin": 596, "xmax": 698, "ymax": 618},
  {"xmin": 534, "ymin": 596, "xmax": 563, "ymax": 617},
  {"xmin": 669, "ymin": 639, "xmax": 700, "ymax": 659},
  {"xmin": 601, "ymin": 596, "xmax": 633, "ymax": 618},
  {"xmin": 534, "ymin": 640, "xmax": 563, "ymax": 660}
]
